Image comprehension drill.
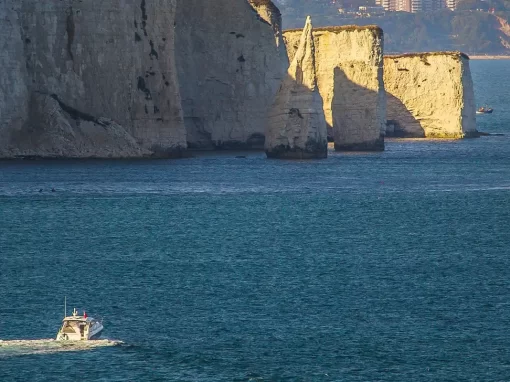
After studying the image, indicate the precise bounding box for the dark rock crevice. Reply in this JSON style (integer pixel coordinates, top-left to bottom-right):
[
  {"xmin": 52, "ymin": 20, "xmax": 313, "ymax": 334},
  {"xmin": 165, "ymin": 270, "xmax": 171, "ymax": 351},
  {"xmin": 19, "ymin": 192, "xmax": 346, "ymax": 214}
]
[
  {"xmin": 140, "ymin": 0, "xmax": 148, "ymax": 36},
  {"xmin": 137, "ymin": 77, "xmax": 152, "ymax": 100},
  {"xmin": 149, "ymin": 40, "xmax": 158, "ymax": 60},
  {"xmin": 266, "ymin": 141, "xmax": 328, "ymax": 159},
  {"xmin": 49, "ymin": 93, "xmax": 108, "ymax": 127},
  {"xmin": 66, "ymin": 7, "xmax": 75, "ymax": 60}
]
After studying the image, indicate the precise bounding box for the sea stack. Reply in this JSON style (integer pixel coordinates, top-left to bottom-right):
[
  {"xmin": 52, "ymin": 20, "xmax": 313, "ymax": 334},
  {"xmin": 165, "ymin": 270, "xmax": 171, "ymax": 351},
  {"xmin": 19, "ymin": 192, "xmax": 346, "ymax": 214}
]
[
  {"xmin": 283, "ymin": 25, "xmax": 386, "ymax": 151},
  {"xmin": 265, "ymin": 17, "xmax": 328, "ymax": 159},
  {"xmin": 384, "ymin": 52, "xmax": 477, "ymax": 138}
]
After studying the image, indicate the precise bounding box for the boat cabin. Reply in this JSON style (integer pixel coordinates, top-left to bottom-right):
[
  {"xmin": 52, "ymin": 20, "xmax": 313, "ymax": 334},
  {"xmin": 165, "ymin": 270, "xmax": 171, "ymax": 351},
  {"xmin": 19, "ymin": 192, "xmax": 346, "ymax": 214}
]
[{"xmin": 56, "ymin": 308, "xmax": 103, "ymax": 341}]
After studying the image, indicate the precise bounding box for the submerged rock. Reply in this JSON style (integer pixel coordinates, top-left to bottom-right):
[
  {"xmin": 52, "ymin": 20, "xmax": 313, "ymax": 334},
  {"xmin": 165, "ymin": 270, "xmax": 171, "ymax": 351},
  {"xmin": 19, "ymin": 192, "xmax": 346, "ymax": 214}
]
[{"xmin": 265, "ymin": 17, "xmax": 327, "ymax": 159}]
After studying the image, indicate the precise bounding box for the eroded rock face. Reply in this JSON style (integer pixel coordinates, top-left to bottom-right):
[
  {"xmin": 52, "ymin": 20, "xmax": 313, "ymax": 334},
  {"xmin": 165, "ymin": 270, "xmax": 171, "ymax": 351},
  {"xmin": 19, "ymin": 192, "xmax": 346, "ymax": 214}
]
[
  {"xmin": 247, "ymin": 0, "xmax": 285, "ymax": 51},
  {"xmin": 384, "ymin": 53, "xmax": 477, "ymax": 138},
  {"xmin": 0, "ymin": 0, "xmax": 186, "ymax": 158},
  {"xmin": 284, "ymin": 26, "xmax": 386, "ymax": 151},
  {"xmin": 0, "ymin": 2, "xmax": 30, "ymax": 154},
  {"xmin": 5, "ymin": 93, "xmax": 150, "ymax": 158},
  {"xmin": 265, "ymin": 17, "xmax": 327, "ymax": 159},
  {"xmin": 175, "ymin": 0, "xmax": 287, "ymax": 150}
]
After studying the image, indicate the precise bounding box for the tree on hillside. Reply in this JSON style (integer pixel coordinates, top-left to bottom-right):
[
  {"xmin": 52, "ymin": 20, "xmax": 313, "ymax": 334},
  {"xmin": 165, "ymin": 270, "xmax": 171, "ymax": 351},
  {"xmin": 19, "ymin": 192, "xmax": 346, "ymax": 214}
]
[
  {"xmin": 456, "ymin": 0, "xmax": 489, "ymax": 11},
  {"xmin": 451, "ymin": 13, "xmax": 499, "ymax": 52}
]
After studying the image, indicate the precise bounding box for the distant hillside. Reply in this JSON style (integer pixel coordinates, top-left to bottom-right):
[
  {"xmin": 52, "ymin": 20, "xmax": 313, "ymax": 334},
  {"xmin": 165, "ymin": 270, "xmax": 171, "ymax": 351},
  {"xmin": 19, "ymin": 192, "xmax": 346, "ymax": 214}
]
[{"xmin": 280, "ymin": 9, "xmax": 510, "ymax": 54}]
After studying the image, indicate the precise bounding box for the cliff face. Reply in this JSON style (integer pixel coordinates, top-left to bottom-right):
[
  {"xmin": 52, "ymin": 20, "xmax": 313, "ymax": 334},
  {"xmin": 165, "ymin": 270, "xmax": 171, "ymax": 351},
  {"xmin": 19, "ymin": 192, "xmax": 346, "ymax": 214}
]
[
  {"xmin": 266, "ymin": 17, "xmax": 327, "ymax": 159},
  {"xmin": 247, "ymin": 0, "xmax": 285, "ymax": 50},
  {"xmin": 0, "ymin": 2, "xmax": 30, "ymax": 153},
  {"xmin": 284, "ymin": 26, "xmax": 386, "ymax": 151},
  {"xmin": 384, "ymin": 52, "xmax": 477, "ymax": 138},
  {"xmin": 0, "ymin": 0, "xmax": 186, "ymax": 158},
  {"xmin": 175, "ymin": 0, "xmax": 287, "ymax": 149}
]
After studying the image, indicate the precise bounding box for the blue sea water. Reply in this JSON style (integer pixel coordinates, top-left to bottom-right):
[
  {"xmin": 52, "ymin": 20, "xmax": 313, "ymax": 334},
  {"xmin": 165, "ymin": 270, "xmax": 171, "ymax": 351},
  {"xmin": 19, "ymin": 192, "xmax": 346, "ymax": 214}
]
[{"xmin": 1, "ymin": 60, "xmax": 510, "ymax": 381}]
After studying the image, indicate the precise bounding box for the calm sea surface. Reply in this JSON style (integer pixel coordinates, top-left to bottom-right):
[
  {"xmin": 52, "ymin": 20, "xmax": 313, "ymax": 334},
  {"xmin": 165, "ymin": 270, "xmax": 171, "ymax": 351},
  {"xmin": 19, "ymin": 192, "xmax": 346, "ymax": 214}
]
[{"xmin": 1, "ymin": 60, "xmax": 510, "ymax": 381}]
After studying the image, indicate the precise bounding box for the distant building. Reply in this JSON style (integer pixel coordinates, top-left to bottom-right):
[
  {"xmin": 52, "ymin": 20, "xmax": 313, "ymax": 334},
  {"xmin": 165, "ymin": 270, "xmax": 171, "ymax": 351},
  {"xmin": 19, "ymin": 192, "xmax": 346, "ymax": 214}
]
[
  {"xmin": 338, "ymin": 7, "xmax": 358, "ymax": 15},
  {"xmin": 377, "ymin": 0, "xmax": 396, "ymax": 11},
  {"xmin": 411, "ymin": 0, "xmax": 427, "ymax": 12},
  {"xmin": 397, "ymin": 0, "xmax": 412, "ymax": 12},
  {"xmin": 445, "ymin": 0, "xmax": 457, "ymax": 10},
  {"xmin": 378, "ymin": 0, "xmax": 455, "ymax": 12},
  {"xmin": 359, "ymin": 5, "xmax": 386, "ymax": 14}
]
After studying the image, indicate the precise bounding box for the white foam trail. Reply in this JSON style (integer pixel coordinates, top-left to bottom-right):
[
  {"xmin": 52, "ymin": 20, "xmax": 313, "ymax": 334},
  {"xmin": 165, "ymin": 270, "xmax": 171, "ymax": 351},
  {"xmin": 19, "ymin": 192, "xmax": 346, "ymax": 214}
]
[{"xmin": 0, "ymin": 339, "xmax": 123, "ymax": 357}]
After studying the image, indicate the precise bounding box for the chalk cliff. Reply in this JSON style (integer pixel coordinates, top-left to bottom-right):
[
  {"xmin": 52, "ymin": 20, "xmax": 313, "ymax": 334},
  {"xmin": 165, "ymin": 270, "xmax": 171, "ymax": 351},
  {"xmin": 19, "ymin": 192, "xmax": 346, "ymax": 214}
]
[
  {"xmin": 283, "ymin": 26, "xmax": 386, "ymax": 151},
  {"xmin": 247, "ymin": 0, "xmax": 285, "ymax": 50},
  {"xmin": 175, "ymin": 0, "xmax": 287, "ymax": 149},
  {"xmin": 384, "ymin": 52, "xmax": 477, "ymax": 138},
  {"xmin": 265, "ymin": 17, "xmax": 327, "ymax": 159},
  {"xmin": 0, "ymin": 0, "xmax": 186, "ymax": 158},
  {"xmin": 0, "ymin": 2, "xmax": 29, "ymax": 154}
]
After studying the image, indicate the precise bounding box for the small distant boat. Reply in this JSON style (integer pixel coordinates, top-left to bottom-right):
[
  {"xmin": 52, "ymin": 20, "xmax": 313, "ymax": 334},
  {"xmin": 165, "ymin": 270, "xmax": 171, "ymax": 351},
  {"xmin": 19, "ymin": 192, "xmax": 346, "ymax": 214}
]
[
  {"xmin": 476, "ymin": 106, "xmax": 493, "ymax": 114},
  {"xmin": 56, "ymin": 299, "xmax": 103, "ymax": 341}
]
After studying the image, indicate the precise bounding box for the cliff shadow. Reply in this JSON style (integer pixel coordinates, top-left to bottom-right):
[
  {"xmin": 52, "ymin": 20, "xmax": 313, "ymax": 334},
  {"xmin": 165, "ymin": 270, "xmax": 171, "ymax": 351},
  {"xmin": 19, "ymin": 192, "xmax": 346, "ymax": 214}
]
[
  {"xmin": 386, "ymin": 92, "xmax": 425, "ymax": 138},
  {"xmin": 184, "ymin": 114, "xmax": 267, "ymax": 151},
  {"xmin": 331, "ymin": 67, "xmax": 385, "ymax": 151},
  {"xmin": 265, "ymin": 72, "xmax": 328, "ymax": 159},
  {"xmin": 330, "ymin": 67, "xmax": 424, "ymax": 149}
]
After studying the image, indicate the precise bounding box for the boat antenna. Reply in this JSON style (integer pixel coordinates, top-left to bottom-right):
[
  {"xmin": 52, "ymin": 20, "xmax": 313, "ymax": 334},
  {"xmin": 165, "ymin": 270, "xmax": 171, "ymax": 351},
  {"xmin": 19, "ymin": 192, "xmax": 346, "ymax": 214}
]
[{"xmin": 64, "ymin": 296, "xmax": 67, "ymax": 318}]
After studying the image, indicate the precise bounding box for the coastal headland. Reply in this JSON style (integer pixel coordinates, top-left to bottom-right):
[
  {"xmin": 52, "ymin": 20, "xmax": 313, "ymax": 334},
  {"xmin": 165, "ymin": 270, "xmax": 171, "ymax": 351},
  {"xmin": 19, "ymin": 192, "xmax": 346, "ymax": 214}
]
[{"xmin": 0, "ymin": 0, "xmax": 480, "ymax": 160}]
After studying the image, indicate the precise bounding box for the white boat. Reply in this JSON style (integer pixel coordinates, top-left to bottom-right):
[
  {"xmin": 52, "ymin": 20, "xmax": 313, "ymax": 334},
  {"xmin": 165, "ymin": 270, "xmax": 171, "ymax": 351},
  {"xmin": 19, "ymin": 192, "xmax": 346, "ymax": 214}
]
[{"xmin": 56, "ymin": 306, "xmax": 104, "ymax": 341}]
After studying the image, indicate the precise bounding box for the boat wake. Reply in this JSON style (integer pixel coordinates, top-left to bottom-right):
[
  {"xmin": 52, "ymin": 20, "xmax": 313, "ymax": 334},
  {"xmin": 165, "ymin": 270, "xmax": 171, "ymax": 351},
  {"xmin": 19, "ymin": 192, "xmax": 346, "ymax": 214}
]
[{"xmin": 0, "ymin": 339, "xmax": 123, "ymax": 357}]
